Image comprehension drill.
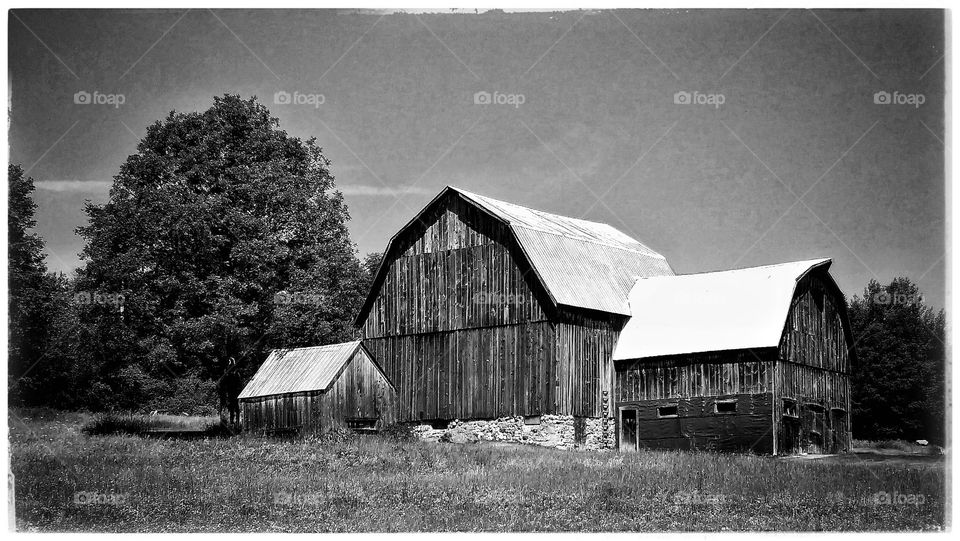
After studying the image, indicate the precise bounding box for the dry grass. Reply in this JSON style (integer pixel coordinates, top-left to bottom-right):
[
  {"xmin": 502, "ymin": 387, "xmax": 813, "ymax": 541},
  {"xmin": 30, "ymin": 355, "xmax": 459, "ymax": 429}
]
[{"xmin": 10, "ymin": 409, "xmax": 946, "ymax": 532}]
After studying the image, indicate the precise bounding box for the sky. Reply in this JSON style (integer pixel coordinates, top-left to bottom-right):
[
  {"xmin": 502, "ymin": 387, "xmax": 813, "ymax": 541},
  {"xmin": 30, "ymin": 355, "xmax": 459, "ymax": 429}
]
[{"xmin": 8, "ymin": 9, "xmax": 946, "ymax": 307}]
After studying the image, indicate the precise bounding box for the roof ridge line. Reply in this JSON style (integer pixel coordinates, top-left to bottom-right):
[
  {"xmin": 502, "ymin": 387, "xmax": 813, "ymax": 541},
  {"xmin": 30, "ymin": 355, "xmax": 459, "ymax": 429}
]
[{"xmin": 635, "ymin": 258, "xmax": 831, "ymax": 279}]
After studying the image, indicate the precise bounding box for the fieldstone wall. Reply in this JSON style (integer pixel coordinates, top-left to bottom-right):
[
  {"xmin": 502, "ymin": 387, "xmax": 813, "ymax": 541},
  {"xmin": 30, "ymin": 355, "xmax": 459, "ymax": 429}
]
[{"xmin": 412, "ymin": 415, "xmax": 616, "ymax": 450}]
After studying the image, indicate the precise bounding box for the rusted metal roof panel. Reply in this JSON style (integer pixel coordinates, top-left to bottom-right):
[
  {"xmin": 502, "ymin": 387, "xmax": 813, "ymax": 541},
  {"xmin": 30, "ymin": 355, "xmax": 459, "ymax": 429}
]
[
  {"xmin": 238, "ymin": 341, "xmax": 361, "ymax": 399},
  {"xmin": 613, "ymin": 259, "xmax": 832, "ymax": 360}
]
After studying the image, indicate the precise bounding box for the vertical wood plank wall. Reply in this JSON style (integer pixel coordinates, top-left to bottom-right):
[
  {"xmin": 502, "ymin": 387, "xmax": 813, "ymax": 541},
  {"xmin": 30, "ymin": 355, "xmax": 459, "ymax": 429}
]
[
  {"xmin": 360, "ymin": 193, "xmax": 616, "ymax": 422},
  {"xmin": 320, "ymin": 348, "xmax": 397, "ymax": 429},
  {"xmin": 774, "ymin": 272, "xmax": 852, "ymax": 453}
]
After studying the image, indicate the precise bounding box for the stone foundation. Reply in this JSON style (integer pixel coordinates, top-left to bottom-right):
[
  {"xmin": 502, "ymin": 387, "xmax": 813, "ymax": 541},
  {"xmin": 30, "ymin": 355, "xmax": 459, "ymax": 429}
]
[{"xmin": 412, "ymin": 415, "xmax": 616, "ymax": 450}]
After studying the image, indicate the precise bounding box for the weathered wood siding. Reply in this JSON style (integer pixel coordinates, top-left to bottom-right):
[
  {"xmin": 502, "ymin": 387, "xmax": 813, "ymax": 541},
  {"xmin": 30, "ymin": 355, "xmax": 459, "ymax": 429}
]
[
  {"xmin": 363, "ymin": 322, "xmax": 555, "ymax": 421},
  {"xmin": 361, "ymin": 195, "xmax": 549, "ymax": 339},
  {"xmin": 774, "ymin": 272, "xmax": 852, "ymax": 454},
  {"xmin": 318, "ymin": 347, "xmax": 397, "ymax": 429},
  {"xmin": 240, "ymin": 392, "xmax": 324, "ymax": 435},
  {"xmin": 614, "ymin": 350, "xmax": 776, "ymax": 453},
  {"xmin": 619, "ymin": 394, "xmax": 774, "ymax": 453},
  {"xmin": 240, "ymin": 348, "xmax": 397, "ymax": 434},
  {"xmin": 360, "ymin": 192, "xmax": 616, "ymax": 422},
  {"xmin": 554, "ymin": 313, "xmax": 622, "ymax": 417}
]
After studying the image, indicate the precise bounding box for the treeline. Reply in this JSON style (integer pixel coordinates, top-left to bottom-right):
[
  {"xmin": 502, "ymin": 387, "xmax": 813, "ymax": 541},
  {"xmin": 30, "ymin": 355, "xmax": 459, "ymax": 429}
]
[
  {"xmin": 8, "ymin": 95, "xmax": 379, "ymax": 413},
  {"xmin": 848, "ymin": 278, "xmax": 946, "ymax": 444}
]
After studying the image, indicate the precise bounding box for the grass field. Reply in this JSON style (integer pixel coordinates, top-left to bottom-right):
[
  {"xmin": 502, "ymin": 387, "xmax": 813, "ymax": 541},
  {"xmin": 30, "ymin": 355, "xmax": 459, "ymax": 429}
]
[{"xmin": 9, "ymin": 408, "xmax": 946, "ymax": 532}]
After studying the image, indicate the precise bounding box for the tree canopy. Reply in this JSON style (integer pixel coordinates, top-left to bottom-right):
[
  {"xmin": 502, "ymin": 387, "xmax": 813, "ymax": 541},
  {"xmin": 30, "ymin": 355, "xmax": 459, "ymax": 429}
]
[
  {"xmin": 73, "ymin": 95, "xmax": 368, "ymax": 409},
  {"xmin": 847, "ymin": 277, "xmax": 945, "ymax": 444}
]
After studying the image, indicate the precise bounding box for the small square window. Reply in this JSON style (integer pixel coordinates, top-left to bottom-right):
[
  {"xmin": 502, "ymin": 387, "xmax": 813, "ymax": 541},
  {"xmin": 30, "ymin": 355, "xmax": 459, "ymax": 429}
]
[
  {"xmin": 782, "ymin": 399, "xmax": 799, "ymax": 418},
  {"xmin": 657, "ymin": 405, "xmax": 678, "ymax": 418},
  {"xmin": 715, "ymin": 401, "xmax": 737, "ymax": 414},
  {"xmin": 345, "ymin": 418, "xmax": 377, "ymax": 430}
]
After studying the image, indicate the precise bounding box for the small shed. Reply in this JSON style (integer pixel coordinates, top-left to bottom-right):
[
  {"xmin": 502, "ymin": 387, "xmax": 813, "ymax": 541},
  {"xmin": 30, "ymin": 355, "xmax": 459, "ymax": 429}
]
[{"xmin": 238, "ymin": 341, "xmax": 397, "ymax": 435}]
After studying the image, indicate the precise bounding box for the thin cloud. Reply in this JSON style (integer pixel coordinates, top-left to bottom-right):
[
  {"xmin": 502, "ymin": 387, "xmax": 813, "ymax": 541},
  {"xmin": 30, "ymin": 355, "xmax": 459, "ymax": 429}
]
[{"xmin": 34, "ymin": 180, "xmax": 112, "ymax": 193}]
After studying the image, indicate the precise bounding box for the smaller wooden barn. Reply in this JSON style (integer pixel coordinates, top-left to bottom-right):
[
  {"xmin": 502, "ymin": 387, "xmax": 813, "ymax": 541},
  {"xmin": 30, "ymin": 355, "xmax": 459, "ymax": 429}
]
[
  {"xmin": 238, "ymin": 341, "xmax": 397, "ymax": 435},
  {"xmin": 612, "ymin": 259, "xmax": 853, "ymax": 455}
]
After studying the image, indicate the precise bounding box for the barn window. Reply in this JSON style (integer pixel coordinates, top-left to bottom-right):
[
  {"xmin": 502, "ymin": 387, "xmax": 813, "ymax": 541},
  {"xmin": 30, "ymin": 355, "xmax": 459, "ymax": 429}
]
[
  {"xmin": 803, "ymin": 402, "xmax": 826, "ymax": 414},
  {"xmin": 714, "ymin": 400, "xmax": 737, "ymax": 414},
  {"xmin": 782, "ymin": 398, "xmax": 799, "ymax": 418},
  {"xmin": 657, "ymin": 405, "xmax": 678, "ymax": 418},
  {"xmin": 429, "ymin": 419, "xmax": 450, "ymax": 430},
  {"xmin": 524, "ymin": 415, "xmax": 541, "ymax": 426},
  {"xmin": 345, "ymin": 418, "xmax": 377, "ymax": 431}
]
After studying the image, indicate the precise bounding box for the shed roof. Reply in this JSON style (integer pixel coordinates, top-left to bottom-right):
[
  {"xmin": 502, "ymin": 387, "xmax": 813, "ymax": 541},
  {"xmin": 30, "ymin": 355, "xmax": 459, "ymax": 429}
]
[
  {"xmin": 612, "ymin": 258, "xmax": 833, "ymax": 361},
  {"xmin": 356, "ymin": 186, "xmax": 674, "ymax": 320},
  {"xmin": 238, "ymin": 341, "xmax": 367, "ymax": 400}
]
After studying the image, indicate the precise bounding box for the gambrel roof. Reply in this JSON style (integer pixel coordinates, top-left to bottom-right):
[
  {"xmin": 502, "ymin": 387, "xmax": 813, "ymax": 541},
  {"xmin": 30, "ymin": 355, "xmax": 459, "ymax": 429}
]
[
  {"xmin": 238, "ymin": 341, "xmax": 389, "ymax": 399},
  {"xmin": 612, "ymin": 258, "xmax": 835, "ymax": 361},
  {"xmin": 356, "ymin": 186, "xmax": 674, "ymax": 321}
]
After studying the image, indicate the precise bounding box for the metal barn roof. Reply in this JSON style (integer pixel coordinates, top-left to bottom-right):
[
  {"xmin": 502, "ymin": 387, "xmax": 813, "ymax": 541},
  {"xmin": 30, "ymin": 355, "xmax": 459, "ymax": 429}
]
[
  {"xmin": 238, "ymin": 341, "xmax": 364, "ymax": 400},
  {"xmin": 612, "ymin": 258, "xmax": 832, "ymax": 361},
  {"xmin": 456, "ymin": 188, "xmax": 674, "ymax": 315}
]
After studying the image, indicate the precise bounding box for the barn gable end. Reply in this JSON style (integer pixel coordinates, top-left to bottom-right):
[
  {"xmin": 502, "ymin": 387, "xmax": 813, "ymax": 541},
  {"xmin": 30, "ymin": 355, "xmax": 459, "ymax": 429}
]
[{"xmin": 359, "ymin": 187, "xmax": 673, "ymax": 438}]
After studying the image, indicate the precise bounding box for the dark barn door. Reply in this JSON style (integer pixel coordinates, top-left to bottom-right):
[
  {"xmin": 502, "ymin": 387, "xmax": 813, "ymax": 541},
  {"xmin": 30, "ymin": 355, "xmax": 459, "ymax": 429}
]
[{"xmin": 620, "ymin": 409, "xmax": 638, "ymax": 451}]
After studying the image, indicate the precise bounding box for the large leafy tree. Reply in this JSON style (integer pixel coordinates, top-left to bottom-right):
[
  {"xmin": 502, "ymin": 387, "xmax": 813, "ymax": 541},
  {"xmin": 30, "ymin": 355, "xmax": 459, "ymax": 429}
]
[
  {"xmin": 848, "ymin": 277, "xmax": 945, "ymax": 444},
  {"xmin": 76, "ymin": 95, "xmax": 366, "ymax": 408}
]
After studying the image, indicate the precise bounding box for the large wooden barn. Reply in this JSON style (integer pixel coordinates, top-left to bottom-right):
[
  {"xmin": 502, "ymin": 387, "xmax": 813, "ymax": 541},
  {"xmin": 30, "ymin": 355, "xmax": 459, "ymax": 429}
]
[
  {"xmin": 238, "ymin": 341, "xmax": 397, "ymax": 435},
  {"xmin": 353, "ymin": 186, "xmax": 854, "ymax": 453},
  {"xmin": 356, "ymin": 186, "xmax": 676, "ymax": 447}
]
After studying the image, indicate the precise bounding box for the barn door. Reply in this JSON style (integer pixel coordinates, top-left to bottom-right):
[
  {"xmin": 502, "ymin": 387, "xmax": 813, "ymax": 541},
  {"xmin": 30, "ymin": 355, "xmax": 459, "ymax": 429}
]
[{"xmin": 619, "ymin": 408, "xmax": 638, "ymax": 451}]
